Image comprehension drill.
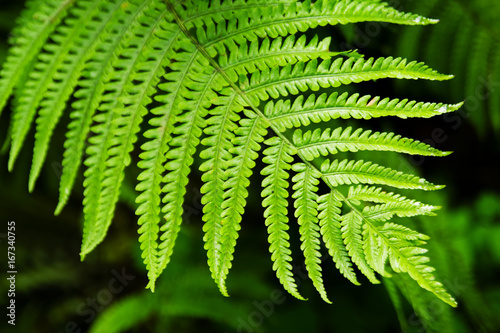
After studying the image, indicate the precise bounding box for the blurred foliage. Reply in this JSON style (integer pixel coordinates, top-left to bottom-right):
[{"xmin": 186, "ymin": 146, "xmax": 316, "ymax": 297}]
[{"xmin": 1, "ymin": 0, "xmax": 500, "ymax": 332}]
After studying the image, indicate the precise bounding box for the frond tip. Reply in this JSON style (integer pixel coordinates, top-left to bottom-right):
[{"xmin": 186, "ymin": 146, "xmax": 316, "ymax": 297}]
[{"xmin": 0, "ymin": 0, "xmax": 459, "ymax": 307}]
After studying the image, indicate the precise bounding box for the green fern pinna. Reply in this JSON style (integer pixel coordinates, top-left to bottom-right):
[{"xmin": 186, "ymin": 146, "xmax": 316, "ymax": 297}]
[{"xmin": 0, "ymin": 0, "xmax": 462, "ymax": 306}]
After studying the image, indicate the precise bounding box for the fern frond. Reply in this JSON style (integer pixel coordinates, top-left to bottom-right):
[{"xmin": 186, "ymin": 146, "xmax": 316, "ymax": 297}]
[
  {"xmin": 0, "ymin": 0, "xmax": 74, "ymax": 118},
  {"xmin": 294, "ymin": 127, "xmax": 450, "ymax": 161},
  {"xmin": 56, "ymin": 0, "xmax": 154, "ymax": 214},
  {"xmin": 317, "ymin": 191, "xmax": 359, "ymax": 285},
  {"xmin": 217, "ymin": 113, "xmax": 268, "ymax": 294},
  {"xmin": 8, "ymin": 0, "xmax": 97, "ymax": 172},
  {"xmin": 382, "ymin": 228, "xmax": 456, "ymax": 307},
  {"xmin": 265, "ymin": 92, "xmax": 463, "ymax": 132},
  {"xmin": 362, "ymin": 202, "xmax": 439, "ymax": 223},
  {"xmin": 29, "ymin": 0, "xmax": 132, "ymax": 192},
  {"xmin": 0, "ymin": 0, "xmax": 459, "ymax": 307},
  {"xmin": 135, "ymin": 34, "xmax": 196, "ymax": 289},
  {"xmin": 220, "ymin": 35, "xmax": 336, "ymax": 80},
  {"xmin": 261, "ymin": 137, "xmax": 304, "ymax": 300},
  {"xmin": 341, "ymin": 211, "xmax": 379, "ymax": 283},
  {"xmin": 292, "ymin": 163, "xmax": 330, "ymax": 303},
  {"xmin": 321, "ymin": 159, "xmax": 443, "ymax": 190},
  {"xmin": 200, "ymin": 95, "xmax": 241, "ymax": 295},
  {"xmin": 244, "ymin": 57, "xmax": 453, "ymax": 105},
  {"xmin": 81, "ymin": 1, "xmax": 178, "ymax": 263},
  {"xmin": 187, "ymin": 0, "xmax": 439, "ymax": 55},
  {"xmin": 362, "ymin": 222, "xmax": 390, "ymax": 277},
  {"xmin": 156, "ymin": 55, "xmax": 213, "ymax": 291},
  {"xmin": 347, "ymin": 184, "xmax": 431, "ymax": 205}
]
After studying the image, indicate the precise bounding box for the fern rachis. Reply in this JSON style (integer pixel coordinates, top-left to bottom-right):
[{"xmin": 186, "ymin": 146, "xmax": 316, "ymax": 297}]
[{"xmin": 0, "ymin": 0, "xmax": 463, "ymax": 307}]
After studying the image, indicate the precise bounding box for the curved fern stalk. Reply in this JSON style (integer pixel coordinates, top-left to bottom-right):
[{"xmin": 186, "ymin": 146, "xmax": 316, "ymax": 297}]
[
  {"xmin": 0, "ymin": 0, "xmax": 75, "ymax": 118},
  {"xmin": 294, "ymin": 127, "xmax": 451, "ymax": 161},
  {"xmin": 55, "ymin": 0, "xmax": 154, "ymax": 214},
  {"xmin": 261, "ymin": 137, "xmax": 305, "ymax": 300},
  {"xmin": 292, "ymin": 163, "xmax": 330, "ymax": 303},
  {"xmin": 266, "ymin": 92, "xmax": 463, "ymax": 132}
]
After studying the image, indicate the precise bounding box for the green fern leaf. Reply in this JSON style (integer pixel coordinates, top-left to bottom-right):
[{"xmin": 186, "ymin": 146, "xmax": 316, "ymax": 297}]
[
  {"xmin": 55, "ymin": 0, "xmax": 154, "ymax": 214},
  {"xmin": 318, "ymin": 191, "xmax": 359, "ymax": 285},
  {"xmin": 294, "ymin": 127, "xmax": 450, "ymax": 161},
  {"xmin": 341, "ymin": 211, "xmax": 379, "ymax": 283},
  {"xmin": 8, "ymin": 0, "xmax": 96, "ymax": 173},
  {"xmin": 321, "ymin": 159, "xmax": 443, "ymax": 190},
  {"xmin": 362, "ymin": 223, "xmax": 390, "ymax": 277},
  {"xmin": 347, "ymin": 184, "xmax": 433, "ymax": 206},
  {"xmin": 265, "ymin": 92, "xmax": 463, "ymax": 132},
  {"xmin": 261, "ymin": 137, "xmax": 305, "ymax": 300},
  {"xmin": 292, "ymin": 163, "xmax": 330, "ymax": 303},
  {"xmin": 245, "ymin": 57, "xmax": 453, "ymax": 105},
  {"xmin": 0, "ymin": 0, "xmax": 74, "ymax": 118},
  {"xmin": 28, "ymin": 0, "xmax": 131, "ymax": 192},
  {"xmin": 216, "ymin": 113, "xmax": 268, "ymax": 294},
  {"xmin": 0, "ymin": 0, "xmax": 460, "ymax": 307},
  {"xmin": 135, "ymin": 33, "xmax": 196, "ymax": 289}
]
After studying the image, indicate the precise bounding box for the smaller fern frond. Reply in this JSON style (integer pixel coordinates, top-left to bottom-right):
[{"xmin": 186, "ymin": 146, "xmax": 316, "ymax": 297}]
[
  {"xmin": 261, "ymin": 137, "xmax": 305, "ymax": 300},
  {"xmin": 29, "ymin": 0, "xmax": 128, "ymax": 192},
  {"xmin": 382, "ymin": 229, "xmax": 457, "ymax": 307},
  {"xmin": 200, "ymin": 95, "xmax": 241, "ymax": 296},
  {"xmin": 55, "ymin": 0, "xmax": 154, "ymax": 214},
  {"xmin": 186, "ymin": 0, "xmax": 439, "ymax": 56},
  {"xmin": 244, "ymin": 57, "xmax": 453, "ymax": 105},
  {"xmin": 362, "ymin": 222, "xmax": 390, "ymax": 277},
  {"xmin": 0, "ymin": 0, "xmax": 74, "ymax": 117},
  {"xmin": 347, "ymin": 185, "xmax": 433, "ymax": 205},
  {"xmin": 292, "ymin": 163, "xmax": 330, "ymax": 303},
  {"xmin": 135, "ymin": 34, "xmax": 197, "ymax": 289},
  {"xmin": 341, "ymin": 211, "xmax": 379, "ymax": 283},
  {"xmin": 265, "ymin": 92, "xmax": 463, "ymax": 132},
  {"xmin": 8, "ymin": 0, "xmax": 98, "ymax": 172},
  {"xmin": 217, "ymin": 113, "xmax": 268, "ymax": 295},
  {"xmin": 293, "ymin": 127, "xmax": 450, "ymax": 161},
  {"xmin": 317, "ymin": 191, "xmax": 359, "ymax": 285},
  {"xmin": 362, "ymin": 202, "xmax": 439, "ymax": 223},
  {"xmin": 219, "ymin": 35, "xmax": 335, "ymax": 81},
  {"xmin": 80, "ymin": 1, "xmax": 177, "ymax": 261},
  {"xmin": 321, "ymin": 159, "xmax": 443, "ymax": 190}
]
